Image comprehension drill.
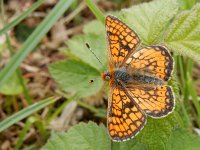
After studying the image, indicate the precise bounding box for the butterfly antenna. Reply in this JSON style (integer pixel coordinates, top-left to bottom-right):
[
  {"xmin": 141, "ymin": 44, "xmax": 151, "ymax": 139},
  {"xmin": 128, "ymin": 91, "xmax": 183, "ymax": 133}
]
[{"xmin": 86, "ymin": 43, "xmax": 104, "ymax": 68}]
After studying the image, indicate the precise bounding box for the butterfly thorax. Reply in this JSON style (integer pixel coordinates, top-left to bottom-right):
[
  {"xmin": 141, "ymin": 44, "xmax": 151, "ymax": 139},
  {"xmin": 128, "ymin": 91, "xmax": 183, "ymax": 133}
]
[{"xmin": 102, "ymin": 68, "xmax": 131, "ymax": 84}]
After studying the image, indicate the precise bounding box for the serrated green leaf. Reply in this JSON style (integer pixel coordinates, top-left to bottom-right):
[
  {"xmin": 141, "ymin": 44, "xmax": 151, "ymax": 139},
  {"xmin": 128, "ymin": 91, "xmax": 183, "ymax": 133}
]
[
  {"xmin": 120, "ymin": 0, "xmax": 178, "ymax": 45},
  {"xmin": 166, "ymin": 128, "xmax": 200, "ymax": 150},
  {"xmin": 49, "ymin": 60, "xmax": 102, "ymax": 97},
  {"xmin": 83, "ymin": 20, "xmax": 104, "ymax": 35},
  {"xmin": 165, "ymin": 4, "xmax": 200, "ymax": 62},
  {"xmin": 0, "ymin": 73, "xmax": 23, "ymax": 95},
  {"xmin": 43, "ymin": 122, "xmax": 110, "ymax": 150},
  {"xmin": 112, "ymin": 139, "xmax": 147, "ymax": 150},
  {"xmin": 67, "ymin": 30, "xmax": 107, "ymax": 71},
  {"xmin": 136, "ymin": 113, "xmax": 178, "ymax": 150}
]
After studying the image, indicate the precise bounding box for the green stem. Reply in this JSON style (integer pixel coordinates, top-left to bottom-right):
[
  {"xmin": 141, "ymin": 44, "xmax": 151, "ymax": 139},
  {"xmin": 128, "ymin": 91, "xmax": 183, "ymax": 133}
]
[
  {"xmin": 14, "ymin": 117, "xmax": 37, "ymax": 150},
  {"xmin": 85, "ymin": 0, "xmax": 105, "ymax": 24}
]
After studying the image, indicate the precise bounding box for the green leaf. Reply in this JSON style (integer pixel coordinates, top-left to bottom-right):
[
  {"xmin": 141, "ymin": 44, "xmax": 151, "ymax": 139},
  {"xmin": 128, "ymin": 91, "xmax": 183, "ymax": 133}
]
[
  {"xmin": 136, "ymin": 113, "xmax": 178, "ymax": 150},
  {"xmin": 43, "ymin": 122, "xmax": 110, "ymax": 150},
  {"xmin": 49, "ymin": 60, "xmax": 102, "ymax": 97},
  {"xmin": 112, "ymin": 140, "xmax": 147, "ymax": 150},
  {"xmin": 83, "ymin": 20, "xmax": 104, "ymax": 35},
  {"xmin": 0, "ymin": 0, "xmax": 75, "ymax": 88},
  {"xmin": 165, "ymin": 4, "xmax": 200, "ymax": 62},
  {"xmin": 0, "ymin": 73, "xmax": 23, "ymax": 95},
  {"xmin": 0, "ymin": 96, "xmax": 57, "ymax": 132},
  {"xmin": 67, "ymin": 32, "xmax": 107, "ymax": 71},
  {"xmin": 120, "ymin": 0, "xmax": 178, "ymax": 45},
  {"xmin": 166, "ymin": 128, "xmax": 200, "ymax": 150}
]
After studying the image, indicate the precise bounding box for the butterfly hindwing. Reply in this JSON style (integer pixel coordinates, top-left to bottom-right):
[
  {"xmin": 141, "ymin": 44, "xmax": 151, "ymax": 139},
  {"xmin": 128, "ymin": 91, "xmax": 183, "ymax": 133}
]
[
  {"xmin": 126, "ymin": 46, "xmax": 173, "ymax": 81},
  {"xmin": 126, "ymin": 85, "xmax": 174, "ymax": 118},
  {"xmin": 107, "ymin": 85, "xmax": 146, "ymax": 141}
]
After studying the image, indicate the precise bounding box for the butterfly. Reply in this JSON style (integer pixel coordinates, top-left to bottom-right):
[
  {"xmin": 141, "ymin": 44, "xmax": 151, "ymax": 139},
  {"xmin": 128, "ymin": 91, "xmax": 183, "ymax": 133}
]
[{"xmin": 101, "ymin": 15, "xmax": 175, "ymax": 142}]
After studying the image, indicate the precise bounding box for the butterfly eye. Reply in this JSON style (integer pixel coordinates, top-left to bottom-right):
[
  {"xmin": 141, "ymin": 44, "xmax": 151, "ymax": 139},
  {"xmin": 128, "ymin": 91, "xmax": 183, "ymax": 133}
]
[{"xmin": 105, "ymin": 75, "xmax": 111, "ymax": 81}]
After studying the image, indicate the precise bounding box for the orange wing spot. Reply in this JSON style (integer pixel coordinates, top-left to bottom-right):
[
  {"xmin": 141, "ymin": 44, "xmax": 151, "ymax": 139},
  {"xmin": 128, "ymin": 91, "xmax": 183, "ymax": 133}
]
[
  {"xmin": 115, "ymin": 25, "xmax": 121, "ymax": 29},
  {"xmin": 156, "ymin": 67, "xmax": 165, "ymax": 74},
  {"xmin": 111, "ymin": 23, "xmax": 116, "ymax": 27},
  {"xmin": 119, "ymin": 132, "xmax": 123, "ymax": 137},
  {"xmin": 122, "ymin": 40, "xmax": 127, "ymax": 45},
  {"xmin": 114, "ymin": 20, "xmax": 119, "ymax": 23},
  {"xmin": 119, "ymin": 35, "xmax": 123, "ymax": 39},
  {"xmin": 122, "ymin": 31, "xmax": 128, "ymax": 36},
  {"xmin": 129, "ymin": 113, "xmax": 137, "ymax": 121},
  {"xmin": 131, "ymin": 32, "xmax": 136, "ymax": 36},
  {"xmin": 126, "ymin": 57, "xmax": 133, "ymax": 64},
  {"xmin": 126, "ymin": 119, "xmax": 132, "ymax": 125},
  {"xmin": 109, "ymin": 123, "xmax": 114, "ymax": 130},
  {"xmin": 124, "ymin": 132, "xmax": 128, "ymax": 136},
  {"xmin": 127, "ymin": 130, "xmax": 132, "ymax": 135},
  {"xmin": 125, "ymin": 35, "xmax": 132, "ymax": 42},
  {"xmin": 107, "ymin": 16, "xmax": 112, "ymax": 21},
  {"xmin": 132, "ymin": 106, "xmax": 138, "ymax": 112},
  {"xmin": 125, "ymin": 108, "xmax": 130, "ymax": 113},
  {"xmin": 128, "ymin": 43, "xmax": 134, "ymax": 49},
  {"xmin": 113, "ymin": 29, "xmax": 117, "ymax": 34},
  {"xmin": 136, "ymin": 121, "xmax": 142, "ymax": 127},
  {"xmin": 136, "ymin": 112, "xmax": 142, "ymax": 119},
  {"xmin": 119, "ymin": 27, "xmax": 123, "ymax": 32},
  {"xmin": 126, "ymin": 28, "xmax": 131, "ymax": 32},
  {"xmin": 111, "ymin": 47, "xmax": 119, "ymax": 55},
  {"xmin": 123, "ymin": 114, "xmax": 127, "ymax": 118},
  {"xmin": 110, "ymin": 130, "xmax": 115, "ymax": 136},
  {"xmin": 112, "ymin": 117, "xmax": 117, "ymax": 124},
  {"xmin": 149, "ymin": 90, "xmax": 155, "ymax": 95},
  {"xmin": 119, "ymin": 124, "xmax": 126, "ymax": 131},
  {"xmin": 115, "ymin": 126, "xmax": 120, "ymax": 131},
  {"xmin": 123, "ymin": 124, "xmax": 129, "ymax": 130},
  {"xmin": 130, "ymin": 125, "xmax": 136, "ymax": 131}
]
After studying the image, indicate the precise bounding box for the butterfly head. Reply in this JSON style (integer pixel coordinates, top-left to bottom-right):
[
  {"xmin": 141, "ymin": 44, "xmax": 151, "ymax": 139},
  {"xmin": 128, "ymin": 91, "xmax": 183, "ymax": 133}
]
[{"xmin": 101, "ymin": 71, "xmax": 111, "ymax": 81}]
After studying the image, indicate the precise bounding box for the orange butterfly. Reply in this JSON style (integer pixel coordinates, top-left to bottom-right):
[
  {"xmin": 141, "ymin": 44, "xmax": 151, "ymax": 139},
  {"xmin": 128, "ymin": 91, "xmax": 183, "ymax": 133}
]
[{"xmin": 101, "ymin": 15, "xmax": 175, "ymax": 142}]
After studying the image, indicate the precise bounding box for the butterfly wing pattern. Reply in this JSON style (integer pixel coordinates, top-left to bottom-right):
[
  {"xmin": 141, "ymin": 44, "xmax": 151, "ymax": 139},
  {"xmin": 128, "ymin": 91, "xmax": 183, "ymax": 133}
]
[
  {"xmin": 107, "ymin": 85, "xmax": 146, "ymax": 141},
  {"xmin": 104, "ymin": 15, "xmax": 175, "ymax": 142},
  {"xmin": 106, "ymin": 15, "xmax": 140, "ymax": 68}
]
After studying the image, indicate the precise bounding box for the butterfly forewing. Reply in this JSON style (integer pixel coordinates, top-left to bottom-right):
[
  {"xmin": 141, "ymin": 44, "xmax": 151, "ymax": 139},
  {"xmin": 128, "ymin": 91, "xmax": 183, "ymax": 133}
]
[{"xmin": 106, "ymin": 16, "xmax": 140, "ymax": 68}]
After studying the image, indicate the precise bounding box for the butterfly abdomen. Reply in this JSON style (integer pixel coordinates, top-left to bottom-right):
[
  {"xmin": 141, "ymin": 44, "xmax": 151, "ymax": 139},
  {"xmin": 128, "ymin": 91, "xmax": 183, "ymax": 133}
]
[{"xmin": 132, "ymin": 74, "xmax": 164, "ymax": 85}]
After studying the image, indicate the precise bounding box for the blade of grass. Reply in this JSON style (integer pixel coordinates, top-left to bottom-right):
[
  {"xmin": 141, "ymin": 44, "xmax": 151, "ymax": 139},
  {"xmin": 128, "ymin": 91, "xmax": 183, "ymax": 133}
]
[
  {"xmin": 0, "ymin": 96, "xmax": 59, "ymax": 132},
  {"xmin": 14, "ymin": 116, "xmax": 37, "ymax": 150},
  {"xmin": 186, "ymin": 58, "xmax": 200, "ymax": 127},
  {"xmin": 85, "ymin": 0, "xmax": 105, "ymax": 24},
  {"xmin": 1, "ymin": 0, "xmax": 32, "ymax": 104},
  {"xmin": 174, "ymin": 55, "xmax": 191, "ymax": 128},
  {"xmin": 0, "ymin": 0, "xmax": 45, "ymax": 36},
  {"xmin": 0, "ymin": 0, "xmax": 75, "ymax": 87}
]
